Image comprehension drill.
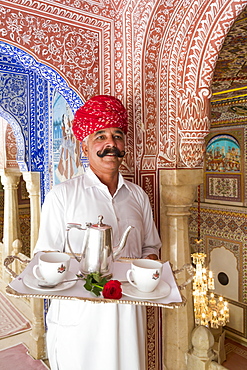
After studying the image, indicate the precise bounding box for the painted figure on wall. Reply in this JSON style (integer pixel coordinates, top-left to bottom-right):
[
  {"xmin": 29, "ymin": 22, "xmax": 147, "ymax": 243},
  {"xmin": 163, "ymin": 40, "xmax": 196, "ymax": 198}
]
[
  {"xmin": 53, "ymin": 92, "xmax": 84, "ymax": 184},
  {"xmin": 205, "ymin": 134, "xmax": 241, "ymax": 173}
]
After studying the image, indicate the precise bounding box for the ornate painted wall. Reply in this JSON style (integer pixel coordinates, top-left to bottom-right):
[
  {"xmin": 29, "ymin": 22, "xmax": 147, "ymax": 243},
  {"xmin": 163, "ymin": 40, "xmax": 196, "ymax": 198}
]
[
  {"xmin": 189, "ymin": 8, "xmax": 247, "ymax": 342},
  {"xmin": 1, "ymin": 0, "xmax": 247, "ymax": 364},
  {"xmin": 0, "ymin": 0, "xmax": 246, "ymax": 218}
]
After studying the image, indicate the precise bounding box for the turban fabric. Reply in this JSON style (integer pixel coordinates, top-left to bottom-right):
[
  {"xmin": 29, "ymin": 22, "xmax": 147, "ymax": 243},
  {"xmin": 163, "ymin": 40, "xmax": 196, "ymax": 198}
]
[{"xmin": 72, "ymin": 95, "xmax": 128, "ymax": 141}]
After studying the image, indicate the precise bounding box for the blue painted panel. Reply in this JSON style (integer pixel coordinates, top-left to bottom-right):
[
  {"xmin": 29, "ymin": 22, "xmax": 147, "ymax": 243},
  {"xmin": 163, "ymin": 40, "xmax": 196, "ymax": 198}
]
[{"xmin": 0, "ymin": 41, "xmax": 83, "ymax": 201}]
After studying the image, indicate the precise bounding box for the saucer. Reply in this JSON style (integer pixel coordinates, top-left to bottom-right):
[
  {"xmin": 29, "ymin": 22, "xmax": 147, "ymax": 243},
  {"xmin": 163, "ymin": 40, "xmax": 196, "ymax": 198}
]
[
  {"xmin": 122, "ymin": 280, "xmax": 171, "ymax": 300},
  {"xmin": 23, "ymin": 271, "xmax": 77, "ymax": 292}
]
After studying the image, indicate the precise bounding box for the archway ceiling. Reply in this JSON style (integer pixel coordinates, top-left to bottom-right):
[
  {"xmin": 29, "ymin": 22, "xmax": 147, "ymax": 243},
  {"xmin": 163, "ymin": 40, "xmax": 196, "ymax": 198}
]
[{"xmin": 211, "ymin": 7, "xmax": 247, "ymax": 124}]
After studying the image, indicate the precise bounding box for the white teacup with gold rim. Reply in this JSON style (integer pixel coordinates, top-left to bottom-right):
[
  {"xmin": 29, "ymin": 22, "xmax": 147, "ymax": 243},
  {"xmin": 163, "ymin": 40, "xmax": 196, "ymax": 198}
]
[
  {"xmin": 33, "ymin": 252, "xmax": 70, "ymax": 285},
  {"xmin": 126, "ymin": 259, "xmax": 163, "ymax": 293}
]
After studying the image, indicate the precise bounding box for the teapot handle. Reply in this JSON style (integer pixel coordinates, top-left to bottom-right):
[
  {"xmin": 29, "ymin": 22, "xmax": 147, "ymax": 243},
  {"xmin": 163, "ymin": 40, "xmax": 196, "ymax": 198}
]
[{"xmin": 66, "ymin": 223, "xmax": 85, "ymax": 262}]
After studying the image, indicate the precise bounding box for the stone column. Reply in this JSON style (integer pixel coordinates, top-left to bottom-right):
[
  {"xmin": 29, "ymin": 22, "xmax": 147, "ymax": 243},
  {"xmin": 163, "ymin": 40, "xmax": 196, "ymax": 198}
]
[
  {"xmin": 0, "ymin": 169, "xmax": 21, "ymax": 281},
  {"xmin": 159, "ymin": 169, "xmax": 203, "ymax": 370},
  {"xmin": 22, "ymin": 171, "xmax": 45, "ymax": 360},
  {"xmin": 22, "ymin": 172, "xmax": 41, "ymax": 255}
]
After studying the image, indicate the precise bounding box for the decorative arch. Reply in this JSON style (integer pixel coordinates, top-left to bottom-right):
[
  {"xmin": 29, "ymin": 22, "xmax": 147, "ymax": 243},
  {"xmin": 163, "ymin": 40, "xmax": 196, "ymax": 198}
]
[
  {"xmin": 141, "ymin": 0, "xmax": 247, "ymax": 169},
  {"xmin": 0, "ymin": 106, "xmax": 26, "ymax": 171},
  {"xmin": 0, "ymin": 41, "xmax": 83, "ymax": 194},
  {"xmin": 0, "ymin": 42, "xmax": 83, "ymax": 114},
  {"xmin": 0, "ymin": 4, "xmax": 113, "ymax": 101}
]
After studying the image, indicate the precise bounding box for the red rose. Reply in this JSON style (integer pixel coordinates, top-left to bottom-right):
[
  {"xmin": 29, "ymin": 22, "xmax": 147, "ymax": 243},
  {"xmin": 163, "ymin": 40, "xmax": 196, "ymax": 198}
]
[{"xmin": 102, "ymin": 280, "xmax": 122, "ymax": 299}]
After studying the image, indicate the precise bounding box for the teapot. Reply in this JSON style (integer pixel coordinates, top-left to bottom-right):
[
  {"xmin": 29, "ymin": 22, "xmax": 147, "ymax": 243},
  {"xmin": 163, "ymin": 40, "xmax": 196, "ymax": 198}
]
[{"xmin": 66, "ymin": 215, "xmax": 133, "ymax": 276}]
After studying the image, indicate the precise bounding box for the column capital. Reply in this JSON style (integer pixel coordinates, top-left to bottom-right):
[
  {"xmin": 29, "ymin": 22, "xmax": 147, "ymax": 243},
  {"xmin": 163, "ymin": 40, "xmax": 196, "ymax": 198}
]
[
  {"xmin": 160, "ymin": 168, "xmax": 203, "ymax": 207},
  {"xmin": 0, "ymin": 169, "xmax": 22, "ymax": 189},
  {"xmin": 22, "ymin": 172, "xmax": 40, "ymax": 197}
]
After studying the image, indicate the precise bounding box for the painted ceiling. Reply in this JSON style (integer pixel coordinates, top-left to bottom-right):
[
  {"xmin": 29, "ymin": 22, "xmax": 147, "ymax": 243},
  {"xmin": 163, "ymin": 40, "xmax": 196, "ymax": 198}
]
[{"xmin": 211, "ymin": 6, "xmax": 247, "ymax": 125}]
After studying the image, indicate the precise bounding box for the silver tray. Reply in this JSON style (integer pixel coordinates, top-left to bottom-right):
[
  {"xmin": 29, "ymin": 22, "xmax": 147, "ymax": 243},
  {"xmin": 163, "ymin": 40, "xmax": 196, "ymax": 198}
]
[{"xmin": 4, "ymin": 252, "xmax": 191, "ymax": 308}]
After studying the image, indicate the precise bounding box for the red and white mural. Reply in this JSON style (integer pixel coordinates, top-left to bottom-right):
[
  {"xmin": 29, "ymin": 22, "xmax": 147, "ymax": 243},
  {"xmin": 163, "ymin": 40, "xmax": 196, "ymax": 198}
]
[
  {"xmin": 1, "ymin": 1, "xmax": 246, "ymax": 174},
  {"xmin": 1, "ymin": 0, "xmax": 247, "ymax": 367},
  {"xmin": 0, "ymin": 0, "xmax": 246, "ymax": 249}
]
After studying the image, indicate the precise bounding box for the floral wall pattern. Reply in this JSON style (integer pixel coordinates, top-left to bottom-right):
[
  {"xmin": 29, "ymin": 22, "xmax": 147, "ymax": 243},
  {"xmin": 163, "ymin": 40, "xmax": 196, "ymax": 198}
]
[
  {"xmin": 0, "ymin": 0, "xmax": 246, "ymax": 224},
  {"xmin": 188, "ymin": 6, "xmax": 247, "ymax": 341},
  {"xmin": 0, "ymin": 41, "xmax": 84, "ymax": 196},
  {"xmin": 1, "ymin": 0, "xmax": 246, "ymax": 176},
  {"xmin": 0, "ymin": 2, "xmax": 109, "ymax": 100},
  {"xmin": 1, "ymin": 0, "xmax": 247, "ymax": 363}
]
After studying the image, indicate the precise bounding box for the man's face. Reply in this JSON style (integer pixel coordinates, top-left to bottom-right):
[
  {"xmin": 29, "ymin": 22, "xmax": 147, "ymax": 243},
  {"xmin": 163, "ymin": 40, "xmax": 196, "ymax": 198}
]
[{"xmin": 82, "ymin": 127, "xmax": 125, "ymax": 175}]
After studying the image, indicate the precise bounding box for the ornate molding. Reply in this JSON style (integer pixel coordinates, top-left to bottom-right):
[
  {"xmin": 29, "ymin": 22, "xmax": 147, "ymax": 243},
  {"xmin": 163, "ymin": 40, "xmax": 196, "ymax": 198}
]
[
  {"xmin": 146, "ymin": 306, "xmax": 160, "ymax": 370},
  {"xmin": 177, "ymin": 87, "xmax": 210, "ymax": 168},
  {"xmin": 0, "ymin": 2, "xmax": 113, "ymax": 100},
  {"xmin": 124, "ymin": 0, "xmax": 156, "ymax": 171},
  {"xmin": 157, "ymin": 0, "xmax": 247, "ymax": 169},
  {"xmin": 1, "ymin": 0, "xmax": 110, "ymax": 20}
]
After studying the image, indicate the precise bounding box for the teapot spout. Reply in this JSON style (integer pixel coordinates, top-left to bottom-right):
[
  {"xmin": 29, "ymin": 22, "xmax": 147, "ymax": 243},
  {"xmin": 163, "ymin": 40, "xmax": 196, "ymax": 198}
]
[{"xmin": 113, "ymin": 226, "xmax": 134, "ymax": 260}]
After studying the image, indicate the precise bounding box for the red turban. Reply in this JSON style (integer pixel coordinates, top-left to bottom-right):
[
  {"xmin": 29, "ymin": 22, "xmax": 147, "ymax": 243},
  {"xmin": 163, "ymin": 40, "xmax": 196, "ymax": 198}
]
[{"xmin": 72, "ymin": 95, "xmax": 128, "ymax": 141}]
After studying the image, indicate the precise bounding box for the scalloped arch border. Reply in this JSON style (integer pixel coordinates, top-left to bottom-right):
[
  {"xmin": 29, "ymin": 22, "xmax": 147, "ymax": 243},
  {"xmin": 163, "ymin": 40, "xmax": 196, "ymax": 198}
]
[
  {"xmin": 0, "ymin": 41, "xmax": 83, "ymax": 172},
  {"xmin": 140, "ymin": 0, "xmax": 247, "ymax": 169},
  {"xmin": 0, "ymin": 42, "xmax": 83, "ymax": 113}
]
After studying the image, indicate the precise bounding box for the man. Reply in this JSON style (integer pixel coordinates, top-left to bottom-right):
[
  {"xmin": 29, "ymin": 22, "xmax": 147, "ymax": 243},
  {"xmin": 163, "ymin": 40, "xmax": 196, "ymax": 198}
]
[{"xmin": 34, "ymin": 95, "xmax": 161, "ymax": 370}]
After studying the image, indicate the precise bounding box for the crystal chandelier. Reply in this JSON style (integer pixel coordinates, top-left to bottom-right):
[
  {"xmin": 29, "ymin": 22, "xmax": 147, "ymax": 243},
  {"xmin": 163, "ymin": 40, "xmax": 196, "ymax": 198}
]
[{"xmin": 191, "ymin": 186, "xmax": 230, "ymax": 328}]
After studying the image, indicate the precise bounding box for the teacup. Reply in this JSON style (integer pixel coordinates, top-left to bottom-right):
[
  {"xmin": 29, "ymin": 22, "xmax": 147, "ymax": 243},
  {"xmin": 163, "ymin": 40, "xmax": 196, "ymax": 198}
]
[
  {"xmin": 33, "ymin": 252, "xmax": 71, "ymax": 285},
  {"xmin": 126, "ymin": 259, "xmax": 163, "ymax": 293}
]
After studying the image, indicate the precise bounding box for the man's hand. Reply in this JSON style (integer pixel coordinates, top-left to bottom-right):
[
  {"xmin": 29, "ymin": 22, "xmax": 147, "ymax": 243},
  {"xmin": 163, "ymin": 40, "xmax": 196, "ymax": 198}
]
[{"xmin": 145, "ymin": 254, "xmax": 158, "ymax": 260}]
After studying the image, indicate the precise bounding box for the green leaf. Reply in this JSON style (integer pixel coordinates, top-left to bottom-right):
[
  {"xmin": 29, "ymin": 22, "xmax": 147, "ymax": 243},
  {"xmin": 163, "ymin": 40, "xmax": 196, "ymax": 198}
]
[
  {"xmin": 83, "ymin": 271, "xmax": 111, "ymax": 296},
  {"xmin": 100, "ymin": 276, "xmax": 108, "ymax": 286},
  {"xmin": 92, "ymin": 286, "xmax": 102, "ymax": 296},
  {"xmin": 84, "ymin": 280, "xmax": 93, "ymax": 291},
  {"xmin": 92, "ymin": 272, "xmax": 102, "ymax": 283}
]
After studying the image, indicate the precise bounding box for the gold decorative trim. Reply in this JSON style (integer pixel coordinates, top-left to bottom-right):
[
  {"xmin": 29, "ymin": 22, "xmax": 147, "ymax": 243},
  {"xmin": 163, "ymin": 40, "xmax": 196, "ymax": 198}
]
[
  {"xmin": 5, "ymin": 285, "xmax": 187, "ymax": 308},
  {"xmin": 4, "ymin": 255, "xmax": 192, "ymax": 308},
  {"xmin": 146, "ymin": 306, "xmax": 160, "ymax": 369}
]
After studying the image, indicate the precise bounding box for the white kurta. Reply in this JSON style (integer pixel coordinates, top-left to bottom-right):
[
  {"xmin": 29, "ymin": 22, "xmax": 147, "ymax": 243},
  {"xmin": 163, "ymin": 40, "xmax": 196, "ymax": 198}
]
[{"xmin": 34, "ymin": 168, "xmax": 161, "ymax": 370}]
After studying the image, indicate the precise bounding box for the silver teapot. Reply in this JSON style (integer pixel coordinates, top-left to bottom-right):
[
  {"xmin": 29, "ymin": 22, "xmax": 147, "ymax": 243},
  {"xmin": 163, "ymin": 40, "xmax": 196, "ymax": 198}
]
[{"xmin": 66, "ymin": 215, "xmax": 133, "ymax": 276}]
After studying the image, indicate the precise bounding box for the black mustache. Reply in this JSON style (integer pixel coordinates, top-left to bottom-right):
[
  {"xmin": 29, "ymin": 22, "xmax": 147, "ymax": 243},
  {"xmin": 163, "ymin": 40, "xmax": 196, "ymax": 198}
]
[{"xmin": 96, "ymin": 147, "xmax": 126, "ymax": 158}]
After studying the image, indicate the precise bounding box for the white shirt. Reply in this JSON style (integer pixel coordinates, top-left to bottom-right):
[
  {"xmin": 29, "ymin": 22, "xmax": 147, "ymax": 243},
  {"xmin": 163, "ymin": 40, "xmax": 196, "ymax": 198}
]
[
  {"xmin": 34, "ymin": 168, "xmax": 161, "ymax": 370},
  {"xmin": 35, "ymin": 167, "xmax": 161, "ymax": 258}
]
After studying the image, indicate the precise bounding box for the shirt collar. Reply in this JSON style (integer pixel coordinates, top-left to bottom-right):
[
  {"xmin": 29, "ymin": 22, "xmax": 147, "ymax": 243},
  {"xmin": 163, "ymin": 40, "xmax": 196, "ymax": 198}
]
[{"xmin": 84, "ymin": 167, "xmax": 131, "ymax": 193}]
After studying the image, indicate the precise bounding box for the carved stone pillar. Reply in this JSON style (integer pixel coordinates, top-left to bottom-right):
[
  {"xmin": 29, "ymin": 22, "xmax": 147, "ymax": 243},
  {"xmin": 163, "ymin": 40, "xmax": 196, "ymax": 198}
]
[
  {"xmin": 28, "ymin": 301, "xmax": 46, "ymax": 360},
  {"xmin": 159, "ymin": 169, "xmax": 203, "ymax": 370},
  {"xmin": 186, "ymin": 326, "xmax": 225, "ymax": 369},
  {"xmin": 22, "ymin": 172, "xmax": 41, "ymax": 255},
  {"xmin": 22, "ymin": 171, "xmax": 45, "ymax": 360},
  {"xmin": 0, "ymin": 169, "xmax": 21, "ymax": 281}
]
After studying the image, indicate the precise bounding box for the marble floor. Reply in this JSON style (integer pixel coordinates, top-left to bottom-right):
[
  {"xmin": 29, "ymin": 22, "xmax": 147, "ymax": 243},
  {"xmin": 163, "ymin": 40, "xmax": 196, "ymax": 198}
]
[
  {"xmin": 223, "ymin": 338, "xmax": 247, "ymax": 370},
  {"xmin": 0, "ymin": 291, "xmax": 246, "ymax": 370},
  {"xmin": 0, "ymin": 334, "xmax": 246, "ymax": 369},
  {"xmin": 0, "ymin": 329, "xmax": 50, "ymax": 368}
]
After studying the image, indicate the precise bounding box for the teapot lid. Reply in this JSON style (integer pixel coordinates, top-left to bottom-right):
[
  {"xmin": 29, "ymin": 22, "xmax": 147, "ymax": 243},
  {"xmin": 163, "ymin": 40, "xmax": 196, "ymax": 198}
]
[{"xmin": 90, "ymin": 215, "xmax": 111, "ymax": 230}]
